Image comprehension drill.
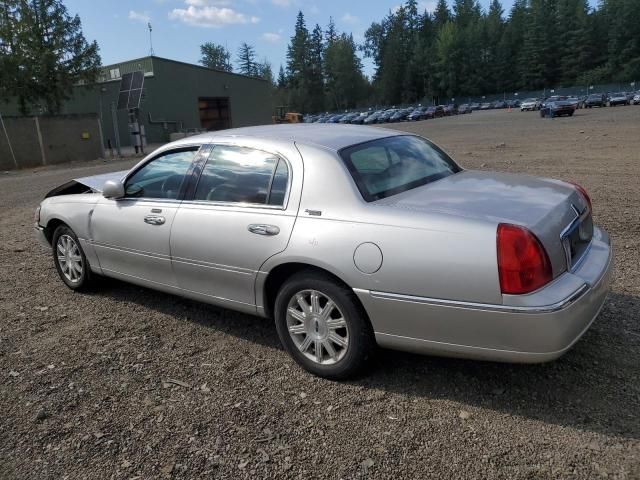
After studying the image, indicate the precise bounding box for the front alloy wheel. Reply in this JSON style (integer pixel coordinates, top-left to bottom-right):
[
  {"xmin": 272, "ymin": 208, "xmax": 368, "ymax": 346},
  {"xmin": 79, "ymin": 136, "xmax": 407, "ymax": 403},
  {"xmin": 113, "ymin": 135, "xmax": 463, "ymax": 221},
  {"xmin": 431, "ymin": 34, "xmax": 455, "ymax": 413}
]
[
  {"xmin": 56, "ymin": 234, "xmax": 83, "ymax": 284},
  {"xmin": 52, "ymin": 224, "xmax": 93, "ymax": 290}
]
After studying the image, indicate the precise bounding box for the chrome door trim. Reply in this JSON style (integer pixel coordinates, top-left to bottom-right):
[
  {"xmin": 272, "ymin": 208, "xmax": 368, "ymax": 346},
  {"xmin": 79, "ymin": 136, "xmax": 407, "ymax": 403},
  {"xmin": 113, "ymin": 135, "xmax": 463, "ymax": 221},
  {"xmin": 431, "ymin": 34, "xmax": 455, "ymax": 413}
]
[{"xmin": 361, "ymin": 283, "xmax": 590, "ymax": 314}]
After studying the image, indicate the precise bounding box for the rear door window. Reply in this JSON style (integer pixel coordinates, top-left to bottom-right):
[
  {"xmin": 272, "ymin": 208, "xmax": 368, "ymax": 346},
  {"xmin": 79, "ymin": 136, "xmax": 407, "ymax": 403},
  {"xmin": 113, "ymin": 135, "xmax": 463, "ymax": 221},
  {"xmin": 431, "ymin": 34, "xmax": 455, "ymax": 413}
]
[{"xmin": 194, "ymin": 145, "xmax": 289, "ymax": 206}]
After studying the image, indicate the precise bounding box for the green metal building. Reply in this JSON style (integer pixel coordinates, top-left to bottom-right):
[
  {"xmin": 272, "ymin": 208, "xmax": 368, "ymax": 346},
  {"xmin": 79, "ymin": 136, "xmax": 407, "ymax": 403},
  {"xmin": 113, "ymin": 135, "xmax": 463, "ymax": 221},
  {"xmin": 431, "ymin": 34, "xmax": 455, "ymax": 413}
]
[{"xmin": 2, "ymin": 56, "xmax": 273, "ymax": 148}]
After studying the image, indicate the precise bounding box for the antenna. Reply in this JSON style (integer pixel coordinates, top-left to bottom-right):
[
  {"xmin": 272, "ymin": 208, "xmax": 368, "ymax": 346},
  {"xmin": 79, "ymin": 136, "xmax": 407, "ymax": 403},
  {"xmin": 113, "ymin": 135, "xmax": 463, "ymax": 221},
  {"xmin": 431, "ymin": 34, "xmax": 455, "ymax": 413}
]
[{"xmin": 148, "ymin": 22, "xmax": 154, "ymax": 56}]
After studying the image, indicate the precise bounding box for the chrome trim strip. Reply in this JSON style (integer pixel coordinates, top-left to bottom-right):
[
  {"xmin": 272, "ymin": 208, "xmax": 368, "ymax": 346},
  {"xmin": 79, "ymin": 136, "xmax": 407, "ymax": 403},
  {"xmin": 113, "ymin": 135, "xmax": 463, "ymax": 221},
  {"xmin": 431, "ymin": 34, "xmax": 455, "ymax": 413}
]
[
  {"xmin": 171, "ymin": 256, "xmax": 255, "ymax": 276},
  {"xmin": 364, "ymin": 284, "xmax": 590, "ymax": 314},
  {"xmin": 92, "ymin": 241, "xmax": 171, "ymax": 260}
]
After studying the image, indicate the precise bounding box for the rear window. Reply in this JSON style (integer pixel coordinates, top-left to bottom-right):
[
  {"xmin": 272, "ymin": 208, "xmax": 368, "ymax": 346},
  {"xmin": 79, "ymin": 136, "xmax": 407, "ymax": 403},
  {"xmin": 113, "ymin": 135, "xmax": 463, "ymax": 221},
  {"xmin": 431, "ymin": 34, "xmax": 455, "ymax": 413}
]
[{"xmin": 339, "ymin": 135, "xmax": 461, "ymax": 202}]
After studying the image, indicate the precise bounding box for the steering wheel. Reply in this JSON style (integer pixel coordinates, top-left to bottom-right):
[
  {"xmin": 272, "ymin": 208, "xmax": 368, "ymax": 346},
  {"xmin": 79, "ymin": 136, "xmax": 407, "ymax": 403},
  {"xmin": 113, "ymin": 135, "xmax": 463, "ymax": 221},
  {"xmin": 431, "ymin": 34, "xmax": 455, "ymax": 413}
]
[{"xmin": 161, "ymin": 174, "xmax": 183, "ymax": 199}]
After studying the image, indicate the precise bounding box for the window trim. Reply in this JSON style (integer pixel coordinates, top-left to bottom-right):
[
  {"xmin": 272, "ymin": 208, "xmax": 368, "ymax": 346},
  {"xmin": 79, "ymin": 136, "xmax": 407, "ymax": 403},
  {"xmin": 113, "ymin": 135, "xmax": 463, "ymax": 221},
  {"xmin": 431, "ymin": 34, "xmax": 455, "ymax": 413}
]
[
  {"xmin": 338, "ymin": 134, "xmax": 462, "ymax": 203},
  {"xmin": 186, "ymin": 144, "xmax": 293, "ymax": 210},
  {"xmin": 121, "ymin": 145, "xmax": 202, "ymax": 202}
]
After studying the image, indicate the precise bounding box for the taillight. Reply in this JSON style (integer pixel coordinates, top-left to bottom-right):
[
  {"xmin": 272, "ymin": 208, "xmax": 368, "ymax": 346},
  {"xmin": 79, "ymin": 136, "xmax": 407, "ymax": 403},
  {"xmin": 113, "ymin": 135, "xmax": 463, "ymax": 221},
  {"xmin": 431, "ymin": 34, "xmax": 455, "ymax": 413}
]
[
  {"xmin": 566, "ymin": 181, "xmax": 592, "ymax": 212},
  {"xmin": 497, "ymin": 224, "xmax": 552, "ymax": 295}
]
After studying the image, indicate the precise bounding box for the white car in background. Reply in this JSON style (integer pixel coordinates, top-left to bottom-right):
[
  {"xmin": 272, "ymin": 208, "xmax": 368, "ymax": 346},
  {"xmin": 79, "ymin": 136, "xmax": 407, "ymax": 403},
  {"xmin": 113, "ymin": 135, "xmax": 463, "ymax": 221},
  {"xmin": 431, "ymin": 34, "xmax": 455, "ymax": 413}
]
[{"xmin": 520, "ymin": 98, "xmax": 541, "ymax": 111}]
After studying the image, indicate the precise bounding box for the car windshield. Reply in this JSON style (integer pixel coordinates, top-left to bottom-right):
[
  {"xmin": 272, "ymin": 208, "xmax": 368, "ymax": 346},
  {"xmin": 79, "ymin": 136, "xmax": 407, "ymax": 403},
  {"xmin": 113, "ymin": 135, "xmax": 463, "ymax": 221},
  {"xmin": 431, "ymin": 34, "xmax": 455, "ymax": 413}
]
[
  {"xmin": 339, "ymin": 135, "xmax": 461, "ymax": 202},
  {"xmin": 524, "ymin": 98, "xmax": 537, "ymax": 102}
]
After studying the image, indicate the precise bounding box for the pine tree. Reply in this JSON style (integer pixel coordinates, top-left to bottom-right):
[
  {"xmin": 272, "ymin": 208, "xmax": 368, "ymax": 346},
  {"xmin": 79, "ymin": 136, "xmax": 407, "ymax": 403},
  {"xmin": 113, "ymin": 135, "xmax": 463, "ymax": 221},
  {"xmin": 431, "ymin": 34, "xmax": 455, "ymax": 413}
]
[
  {"xmin": 308, "ymin": 24, "xmax": 325, "ymax": 112},
  {"xmin": 277, "ymin": 65, "xmax": 287, "ymax": 89},
  {"xmin": 236, "ymin": 42, "xmax": 258, "ymax": 76},
  {"xmin": 286, "ymin": 11, "xmax": 311, "ymax": 111},
  {"xmin": 433, "ymin": 0, "xmax": 451, "ymax": 28}
]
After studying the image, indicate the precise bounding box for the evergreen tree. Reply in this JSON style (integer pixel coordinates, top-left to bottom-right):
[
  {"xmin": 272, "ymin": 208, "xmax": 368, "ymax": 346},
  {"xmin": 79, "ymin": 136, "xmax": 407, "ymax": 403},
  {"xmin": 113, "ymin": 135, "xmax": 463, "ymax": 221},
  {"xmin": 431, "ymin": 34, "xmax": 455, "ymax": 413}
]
[
  {"xmin": 0, "ymin": 0, "xmax": 100, "ymax": 114},
  {"xmin": 433, "ymin": 0, "xmax": 451, "ymax": 28},
  {"xmin": 286, "ymin": 11, "xmax": 311, "ymax": 111},
  {"xmin": 199, "ymin": 42, "xmax": 232, "ymax": 72},
  {"xmin": 277, "ymin": 65, "xmax": 287, "ymax": 89},
  {"xmin": 308, "ymin": 23, "xmax": 325, "ymax": 112},
  {"xmin": 236, "ymin": 42, "xmax": 258, "ymax": 76}
]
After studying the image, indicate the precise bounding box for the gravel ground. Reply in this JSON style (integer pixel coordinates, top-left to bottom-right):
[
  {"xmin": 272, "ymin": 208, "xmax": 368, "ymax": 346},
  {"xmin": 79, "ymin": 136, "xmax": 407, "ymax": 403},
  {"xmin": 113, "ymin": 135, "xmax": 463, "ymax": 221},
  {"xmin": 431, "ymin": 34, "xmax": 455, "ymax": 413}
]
[{"xmin": 1, "ymin": 107, "xmax": 639, "ymax": 479}]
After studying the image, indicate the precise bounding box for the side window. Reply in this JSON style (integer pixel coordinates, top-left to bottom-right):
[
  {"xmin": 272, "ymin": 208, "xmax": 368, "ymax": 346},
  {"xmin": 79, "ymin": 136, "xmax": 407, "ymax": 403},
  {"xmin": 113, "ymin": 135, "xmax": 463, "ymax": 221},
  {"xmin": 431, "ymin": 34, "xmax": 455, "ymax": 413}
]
[
  {"xmin": 268, "ymin": 159, "xmax": 289, "ymax": 206},
  {"xmin": 125, "ymin": 148, "xmax": 198, "ymax": 199},
  {"xmin": 194, "ymin": 145, "xmax": 288, "ymax": 206}
]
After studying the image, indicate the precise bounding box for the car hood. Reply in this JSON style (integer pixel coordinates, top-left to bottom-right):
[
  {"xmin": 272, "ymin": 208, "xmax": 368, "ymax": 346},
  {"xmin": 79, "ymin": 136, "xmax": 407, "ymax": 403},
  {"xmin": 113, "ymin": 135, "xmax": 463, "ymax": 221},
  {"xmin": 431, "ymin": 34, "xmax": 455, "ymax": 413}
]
[
  {"xmin": 45, "ymin": 170, "xmax": 128, "ymax": 198},
  {"xmin": 373, "ymin": 170, "xmax": 583, "ymax": 229},
  {"xmin": 75, "ymin": 170, "xmax": 129, "ymax": 191}
]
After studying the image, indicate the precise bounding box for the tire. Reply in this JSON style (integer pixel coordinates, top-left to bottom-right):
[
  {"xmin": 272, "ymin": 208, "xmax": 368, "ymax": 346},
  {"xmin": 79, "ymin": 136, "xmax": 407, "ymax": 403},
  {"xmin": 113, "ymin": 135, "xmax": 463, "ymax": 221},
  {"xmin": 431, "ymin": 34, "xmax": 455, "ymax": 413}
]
[
  {"xmin": 52, "ymin": 224, "xmax": 94, "ymax": 291},
  {"xmin": 274, "ymin": 270, "xmax": 376, "ymax": 379}
]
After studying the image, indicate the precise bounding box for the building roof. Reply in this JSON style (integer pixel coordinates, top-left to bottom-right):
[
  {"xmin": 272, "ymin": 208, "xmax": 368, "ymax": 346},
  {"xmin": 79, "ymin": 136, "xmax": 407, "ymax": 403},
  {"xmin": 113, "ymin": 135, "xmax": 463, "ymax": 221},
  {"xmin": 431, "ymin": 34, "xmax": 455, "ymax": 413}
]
[
  {"xmin": 97, "ymin": 55, "xmax": 268, "ymax": 84},
  {"xmin": 173, "ymin": 124, "xmax": 405, "ymax": 152}
]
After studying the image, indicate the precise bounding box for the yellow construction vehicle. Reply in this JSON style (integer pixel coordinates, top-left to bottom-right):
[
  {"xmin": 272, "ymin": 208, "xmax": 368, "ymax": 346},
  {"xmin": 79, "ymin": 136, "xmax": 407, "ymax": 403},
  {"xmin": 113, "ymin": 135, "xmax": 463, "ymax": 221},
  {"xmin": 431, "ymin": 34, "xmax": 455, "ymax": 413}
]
[{"xmin": 272, "ymin": 106, "xmax": 303, "ymax": 124}]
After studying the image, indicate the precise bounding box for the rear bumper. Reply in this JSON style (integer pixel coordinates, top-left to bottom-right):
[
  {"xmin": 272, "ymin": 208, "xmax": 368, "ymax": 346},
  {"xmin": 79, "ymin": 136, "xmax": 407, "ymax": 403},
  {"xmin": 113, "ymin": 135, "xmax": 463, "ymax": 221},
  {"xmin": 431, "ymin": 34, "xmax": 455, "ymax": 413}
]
[{"xmin": 355, "ymin": 227, "xmax": 613, "ymax": 363}]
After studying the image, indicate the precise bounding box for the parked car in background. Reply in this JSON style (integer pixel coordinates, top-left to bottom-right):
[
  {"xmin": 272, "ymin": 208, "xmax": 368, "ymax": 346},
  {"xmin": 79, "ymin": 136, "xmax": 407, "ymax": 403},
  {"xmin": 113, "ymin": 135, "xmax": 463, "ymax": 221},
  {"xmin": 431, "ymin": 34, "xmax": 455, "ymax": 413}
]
[
  {"xmin": 492, "ymin": 101, "xmax": 507, "ymax": 109},
  {"xmin": 389, "ymin": 108, "xmax": 412, "ymax": 122},
  {"xmin": 520, "ymin": 98, "xmax": 541, "ymax": 111},
  {"xmin": 458, "ymin": 104, "xmax": 472, "ymax": 114},
  {"xmin": 407, "ymin": 107, "xmax": 427, "ymax": 121},
  {"xmin": 433, "ymin": 105, "xmax": 446, "ymax": 118},
  {"xmin": 35, "ymin": 124, "xmax": 613, "ymax": 379},
  {"xmin": 632, "ymin": 93, "xmax": 640, "ymax": 105},
  {"xmin": 350, "ymin": 112, "xmax": 371, "ymax": 124},
  {"xmin": 540, "ymin": 99, "xmax": 576, "ymax": 118},
  {"xmin": 443, "ymin": 104, "xmax": 458, "ymax": 115},
  {"xmin": 566, "ymin": 97, "xmax": 583, "ymax": 110},
  {"xmin": 608, "ymin": 92, "xmax": 629, "ymax": 106},
  {"xmin": 469, "ymin": 102, "xmax": 480, "ymax": 110},
  {"xmin": 363, "ymin": 111, "xmax": 383, "ymax": 125},
  {"xmin": 338, "ymin": 112, "xmax": 358, "ymax": 123},
  {"xmin": 479, "ymin": 102, "xmax": 493, "ymax": 110},
  {"xmin": 585, "ymin": 94, "xmax": 606, "ymax": 108}
]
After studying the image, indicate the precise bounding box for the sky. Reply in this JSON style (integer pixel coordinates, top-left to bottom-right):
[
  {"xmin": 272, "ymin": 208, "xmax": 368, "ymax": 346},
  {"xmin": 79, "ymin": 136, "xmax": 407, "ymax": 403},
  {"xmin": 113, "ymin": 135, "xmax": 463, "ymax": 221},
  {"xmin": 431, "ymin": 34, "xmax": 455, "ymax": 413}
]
[{"xmin": 65, "ymin": 0, "xmax": 514, "ymax": 78}]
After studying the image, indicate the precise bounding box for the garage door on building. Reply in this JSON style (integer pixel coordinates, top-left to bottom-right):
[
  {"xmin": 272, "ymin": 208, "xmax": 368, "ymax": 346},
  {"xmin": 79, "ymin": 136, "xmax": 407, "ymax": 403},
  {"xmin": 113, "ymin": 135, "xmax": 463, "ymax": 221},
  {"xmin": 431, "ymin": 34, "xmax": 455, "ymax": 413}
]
[{"xmin": 198, "ymin": 97, "xmax": 231, "ymax": 131}]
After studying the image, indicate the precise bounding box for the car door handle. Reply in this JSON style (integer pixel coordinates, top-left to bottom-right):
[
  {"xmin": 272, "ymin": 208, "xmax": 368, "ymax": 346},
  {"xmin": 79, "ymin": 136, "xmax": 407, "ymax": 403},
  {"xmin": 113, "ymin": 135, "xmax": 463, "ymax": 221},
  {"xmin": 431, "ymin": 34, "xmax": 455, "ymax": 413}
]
[
  {"xmin": 144, "ymin": 215, "xmax": 166, "ymax": 225},
  {"xmin": 248, "ymin": 224, "xmax": 280, "ymax": 236}
]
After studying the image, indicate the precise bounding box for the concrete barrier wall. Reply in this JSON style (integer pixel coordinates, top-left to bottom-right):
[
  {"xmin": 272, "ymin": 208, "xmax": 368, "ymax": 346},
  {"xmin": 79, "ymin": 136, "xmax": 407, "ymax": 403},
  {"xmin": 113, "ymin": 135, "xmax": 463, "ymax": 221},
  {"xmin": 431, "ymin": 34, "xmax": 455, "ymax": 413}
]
[{"xmin": 0, "ymin": 114, "xmax": 104, "ymax": 171}]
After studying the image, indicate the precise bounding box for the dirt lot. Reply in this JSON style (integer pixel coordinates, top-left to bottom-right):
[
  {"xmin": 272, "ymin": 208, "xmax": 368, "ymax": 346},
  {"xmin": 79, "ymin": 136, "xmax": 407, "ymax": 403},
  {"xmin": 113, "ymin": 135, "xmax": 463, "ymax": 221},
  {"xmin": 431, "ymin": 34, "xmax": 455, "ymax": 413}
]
[{"xmin": 1, "ymin": 107, "xmax": 639, "ymax": 479}]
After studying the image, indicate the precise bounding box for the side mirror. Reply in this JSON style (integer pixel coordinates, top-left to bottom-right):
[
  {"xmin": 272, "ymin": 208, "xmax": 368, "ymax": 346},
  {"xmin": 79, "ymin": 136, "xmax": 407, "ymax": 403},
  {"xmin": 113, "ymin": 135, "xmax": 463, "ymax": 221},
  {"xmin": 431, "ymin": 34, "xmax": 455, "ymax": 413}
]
[{"xmin": 102, "ymin": 180, "xmax": 125, "ymax": 199}]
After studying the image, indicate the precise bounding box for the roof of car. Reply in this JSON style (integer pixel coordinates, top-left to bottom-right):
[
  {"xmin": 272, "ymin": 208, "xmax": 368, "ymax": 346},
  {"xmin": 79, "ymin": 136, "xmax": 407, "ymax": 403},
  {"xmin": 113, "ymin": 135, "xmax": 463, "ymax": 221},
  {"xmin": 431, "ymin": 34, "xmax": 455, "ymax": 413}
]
[{"xmin": 168, "ymin": 124, "xmax": 405, "ymax": 152}]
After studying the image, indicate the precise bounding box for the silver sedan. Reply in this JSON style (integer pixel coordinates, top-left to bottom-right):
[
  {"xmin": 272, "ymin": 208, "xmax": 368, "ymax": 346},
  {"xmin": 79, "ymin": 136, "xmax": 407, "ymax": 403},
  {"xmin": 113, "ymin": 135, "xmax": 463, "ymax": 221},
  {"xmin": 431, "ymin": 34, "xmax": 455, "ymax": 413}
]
[{"xmin": 35, "ymin": 125, "xmax": 613, "ymax": 378}]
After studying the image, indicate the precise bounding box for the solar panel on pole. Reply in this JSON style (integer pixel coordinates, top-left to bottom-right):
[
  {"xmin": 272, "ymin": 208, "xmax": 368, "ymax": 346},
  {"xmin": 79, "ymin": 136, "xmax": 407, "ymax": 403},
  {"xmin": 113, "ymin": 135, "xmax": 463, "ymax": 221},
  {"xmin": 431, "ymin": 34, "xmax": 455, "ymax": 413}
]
[{"xmin": 117, "ymin": 71, "xmax": 145, "ymax": 110}]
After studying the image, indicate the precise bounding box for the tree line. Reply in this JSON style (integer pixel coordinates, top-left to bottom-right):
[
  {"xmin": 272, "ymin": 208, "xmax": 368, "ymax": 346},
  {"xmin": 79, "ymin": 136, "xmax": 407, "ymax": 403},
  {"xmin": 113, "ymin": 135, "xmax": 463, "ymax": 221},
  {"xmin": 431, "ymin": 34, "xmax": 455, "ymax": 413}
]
[
  {"xmin": 201, "ymin": 0, "xmax": 640, "ymax": 113},
  {"xmin": 362, "ymin": 0, "xmax": 639, "ymax": 107}
]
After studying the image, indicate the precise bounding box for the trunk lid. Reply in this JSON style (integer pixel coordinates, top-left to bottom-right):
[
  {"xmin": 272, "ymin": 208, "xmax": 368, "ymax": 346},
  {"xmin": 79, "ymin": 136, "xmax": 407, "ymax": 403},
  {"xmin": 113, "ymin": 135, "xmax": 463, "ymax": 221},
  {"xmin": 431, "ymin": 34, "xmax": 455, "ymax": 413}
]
[{"xmin": 374, "ymin": 170, "xmax": 592, "ymax": 278}]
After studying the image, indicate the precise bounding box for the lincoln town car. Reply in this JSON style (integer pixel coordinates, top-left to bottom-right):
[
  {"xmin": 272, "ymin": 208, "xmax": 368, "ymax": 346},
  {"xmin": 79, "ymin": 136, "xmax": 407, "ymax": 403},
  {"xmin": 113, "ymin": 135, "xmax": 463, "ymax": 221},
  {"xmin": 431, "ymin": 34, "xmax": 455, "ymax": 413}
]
[{"xmin": 35, "ymin": 125, "xmax": 613, "ymax": 379}]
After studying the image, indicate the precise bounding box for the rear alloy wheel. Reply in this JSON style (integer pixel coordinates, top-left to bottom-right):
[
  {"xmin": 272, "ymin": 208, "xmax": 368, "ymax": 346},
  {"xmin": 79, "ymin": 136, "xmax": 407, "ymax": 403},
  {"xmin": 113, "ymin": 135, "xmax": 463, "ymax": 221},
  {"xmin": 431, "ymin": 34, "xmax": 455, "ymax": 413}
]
[
  {"xmin": 274, "ymin": 271, "xmax": 375, "ymax": 379},
  {"xmin": 52, "ymin": 225, "xmax": 93, "ymax": 290}
]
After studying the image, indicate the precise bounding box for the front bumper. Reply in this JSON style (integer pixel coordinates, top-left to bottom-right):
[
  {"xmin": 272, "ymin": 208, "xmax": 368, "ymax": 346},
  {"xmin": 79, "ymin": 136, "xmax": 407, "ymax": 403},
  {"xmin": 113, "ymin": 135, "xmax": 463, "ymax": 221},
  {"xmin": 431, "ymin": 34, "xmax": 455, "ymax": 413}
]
[
  {"xmin": 355, "ymin": 226, "xmax": 613, "ymax": 363},
  {"xmin": 34, "ymin": 225, "xmax": 50, "ymax": 248}
]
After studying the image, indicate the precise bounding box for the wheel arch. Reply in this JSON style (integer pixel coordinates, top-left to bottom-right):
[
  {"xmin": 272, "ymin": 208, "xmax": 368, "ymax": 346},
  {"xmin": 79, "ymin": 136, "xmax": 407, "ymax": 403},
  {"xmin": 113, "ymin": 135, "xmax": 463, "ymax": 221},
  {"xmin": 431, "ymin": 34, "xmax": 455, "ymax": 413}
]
[
  {"xmin": 260, "ymin": 261, "xmax": 363, "ymax": 320},
  {"xmin": 43, "ymin": 217, "xmax": 69, "ymax": 244}
]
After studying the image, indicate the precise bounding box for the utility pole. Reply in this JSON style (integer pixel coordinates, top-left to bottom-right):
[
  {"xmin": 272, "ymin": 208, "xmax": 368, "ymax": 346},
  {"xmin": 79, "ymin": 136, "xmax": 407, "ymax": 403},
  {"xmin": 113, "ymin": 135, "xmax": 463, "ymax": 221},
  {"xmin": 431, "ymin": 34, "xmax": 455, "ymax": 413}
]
[{"xmin": 148, "ymin": 23, "xmax": 154, "ymax": 56}]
